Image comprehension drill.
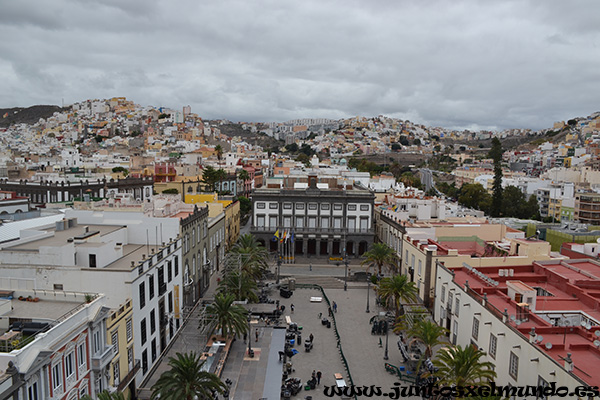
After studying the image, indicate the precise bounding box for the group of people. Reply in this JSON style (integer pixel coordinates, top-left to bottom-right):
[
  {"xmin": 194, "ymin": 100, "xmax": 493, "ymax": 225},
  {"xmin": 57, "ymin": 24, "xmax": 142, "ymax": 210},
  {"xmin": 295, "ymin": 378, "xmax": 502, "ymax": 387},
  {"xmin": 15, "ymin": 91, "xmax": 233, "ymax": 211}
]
[{"xmin": 309, "ymin": 370, "xmax": 322, "ymax": 386}]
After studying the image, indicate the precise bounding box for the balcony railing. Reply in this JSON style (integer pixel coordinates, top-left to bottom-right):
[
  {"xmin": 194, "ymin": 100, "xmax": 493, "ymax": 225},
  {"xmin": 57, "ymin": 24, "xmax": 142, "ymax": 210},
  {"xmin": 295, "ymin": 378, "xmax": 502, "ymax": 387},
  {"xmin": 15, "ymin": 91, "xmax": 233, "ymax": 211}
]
[
  {"xmin": 117, "ymin": 360, "xmax": 140, "ymax": 392},
  {"xmin": 91, "ymin": 346, "xmax": 113, "ymax": 372},
  {"xmin": 250, "ymin": 226, "xmax": 374, "ymax": 235}
]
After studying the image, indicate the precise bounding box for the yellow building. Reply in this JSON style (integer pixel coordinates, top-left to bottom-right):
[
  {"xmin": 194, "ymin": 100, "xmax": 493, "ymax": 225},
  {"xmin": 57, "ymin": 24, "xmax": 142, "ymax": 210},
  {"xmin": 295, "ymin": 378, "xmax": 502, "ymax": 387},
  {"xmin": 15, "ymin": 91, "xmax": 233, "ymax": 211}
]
[
  {"xmin": 106, "ymin": 298, "xmax": 138, "ymax": 397},
  {"xmin": 224, "ymin": 200, "xmax": 240, "ymax": 250}
]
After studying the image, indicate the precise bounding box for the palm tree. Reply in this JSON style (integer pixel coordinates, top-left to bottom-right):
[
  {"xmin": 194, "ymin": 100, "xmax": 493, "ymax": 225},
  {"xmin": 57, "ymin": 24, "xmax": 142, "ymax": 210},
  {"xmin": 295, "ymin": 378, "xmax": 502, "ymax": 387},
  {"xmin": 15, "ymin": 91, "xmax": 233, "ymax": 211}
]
[
  {"xmin": 218, "ymin": 270, "xmax": 259, "ymax": 302},
  {"xmin": 433, "ymin": 345, "xmax": 497, "ymax": 387},
  {"xmin": 215, "ymin": 144, "xmax": 223, "ymax": 161},
  {"xmin": 377, "ymin": 274, "xmax": 418, "ymax": 317},
  {"xmin": 238, "ymin": 169, "xmax": 250, "ymax": 196},
  {"xmin": 407, "ymin": 319, "xmax": 447, "ymax": 359},
  {"xmin": 361, "ymin": 242, "xmax": 398, "ymax": 275},
  {"xmin": 215, "ymin": 168, "xmax": 228, "ymax": 194},
  {"xmin": 204, "ymin": 293, "xmax": 249, "ymax": 338},
  {"xmin": 151, "ymin": 352, "xmax": 227, "ymax": 400},
  {"xmin": 229, "ymin": 233, "xmax": 269, "ymax": 281}
]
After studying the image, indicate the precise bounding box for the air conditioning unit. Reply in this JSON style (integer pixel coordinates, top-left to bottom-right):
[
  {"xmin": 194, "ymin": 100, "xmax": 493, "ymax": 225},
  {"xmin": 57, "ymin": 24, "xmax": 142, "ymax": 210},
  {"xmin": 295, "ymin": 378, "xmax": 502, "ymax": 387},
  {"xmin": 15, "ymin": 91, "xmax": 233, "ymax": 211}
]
[
  {"xmin": 498, "ymin": 269, "xmax": 505, "ymax": 277},
  {"xmin": 509, "ymin": 269, "xmax": 514, "ymax": 277}
]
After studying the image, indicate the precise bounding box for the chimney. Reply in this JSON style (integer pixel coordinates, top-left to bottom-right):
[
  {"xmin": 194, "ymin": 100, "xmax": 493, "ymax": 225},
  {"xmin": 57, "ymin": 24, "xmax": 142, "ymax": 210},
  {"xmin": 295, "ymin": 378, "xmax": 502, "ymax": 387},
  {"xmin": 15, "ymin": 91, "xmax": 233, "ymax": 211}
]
[
  {"xmin": 564, "ymin": 353, "xmax": 573, "ymax": 372},
  {"xmin": 308, "ymin": 174, "xmax": 317, "ymax": 189},
  {"xmin": 529, "ymin": 327, "xmax": 536, "ymax": 343}
]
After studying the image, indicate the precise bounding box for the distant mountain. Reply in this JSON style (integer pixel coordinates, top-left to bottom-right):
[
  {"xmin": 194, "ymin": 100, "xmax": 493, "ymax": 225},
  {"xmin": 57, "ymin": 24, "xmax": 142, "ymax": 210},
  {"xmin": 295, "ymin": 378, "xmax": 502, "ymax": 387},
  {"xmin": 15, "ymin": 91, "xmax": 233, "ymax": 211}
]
[{"xmin": 0, "ymin": 105, "xmax": 64, "ymax": 128}]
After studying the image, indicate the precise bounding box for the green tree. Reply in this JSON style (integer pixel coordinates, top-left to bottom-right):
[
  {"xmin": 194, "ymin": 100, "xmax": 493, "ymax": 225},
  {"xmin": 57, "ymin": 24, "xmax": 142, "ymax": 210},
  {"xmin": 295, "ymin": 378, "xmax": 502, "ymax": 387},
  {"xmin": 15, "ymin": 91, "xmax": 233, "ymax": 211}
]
[
  {"xmin": 391, "ymin": 142, "xmax": 402, "ymax": 151},
  {"xmin": 204, "ymin": 293, "xmax": 249, "ymax": 338},
  {"xmin": 229, "ymin": 233, "xmax": 269, "ymax": 280},
  {"xmin": 525, "ymin": 194, "xmax": 541, "ymax": 220},
  {"xmin": 217, "ymin": 271, "xmax": 258, "ymax": 302},
  {"xmin": 296, "ymin": 152, "xmax": 311, "ymax": 167},
  {"xmin": 400, "ymin": 172, "xmax": 422, "ymax": 189},
  {"xmin": 112, "ymin": 166, "xmax": 129, "ymax": 177},
  {"xmin": 413, "ymin": 138, "xmax": 421, "ymax": 146},
  {"xmin": 151, "ymin": 352, "xmax": 227, "ymax": 400},
  {"xmin": 215, "ymin": 168, "xmax": 227, "ymax": 193},
  {"xmin": 238, "ymin": 195, "xmax": 251, "ymax": 217},
  {"xmin": 458, "ymin": 183, "xmax": 491, "ymax": 211},
  {"xmin": 399, "ymin": 135, "xmax": 409, "ymax": 146},
  {"xmin": 406, "ymin": 319, "xmax": 447, "ymax": 359},
  {"xmin": 215, "ymin": 144, "xmax": 223, "ymax": 161},
  {"xmin": 162, "ymin": 188, "xmax": 179, "ymax": 194},
  {"xmin": 361, "ymin": 243, "xmax": 398, "ymax": 275},
  {"xmin": 432, "ymin": 345, "xmax": 497, "ymax": 387},
  {"xmin": 285, "ymin": 143, "xmax": 299, "ymax": 153},
  {"xmin": 376, "ymin": 274, "xmax": 418, "ymax": 317},
  {"xmin": 300, "ymin": 143, "xmax": 315, "ymax": 156},
  {"xmin": 489, "ymin": 137, "xmax": 503, "ymax": 217}
]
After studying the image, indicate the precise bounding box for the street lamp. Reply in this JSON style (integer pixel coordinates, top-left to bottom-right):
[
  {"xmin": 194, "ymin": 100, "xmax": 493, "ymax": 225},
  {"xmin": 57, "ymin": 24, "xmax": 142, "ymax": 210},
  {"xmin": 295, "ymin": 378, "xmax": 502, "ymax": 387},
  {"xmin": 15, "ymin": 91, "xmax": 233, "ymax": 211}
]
[
  {"xmin": 344, "ymin": 258, "xmax": 348, "ymax": 291},
  {"xmin": 383, "ymin": 320, "xmax": 389, "ymax": 360},
  {"xmin": 247, "ymin": 315, "xmax": 253, "ymax": 356},
  {"xmin": 366, "ymin": 273, "xmax": 371, "ymax": 313},
  {"xmin": 276, "ymin": 250, "xmax": 281, "ymax": 285}
]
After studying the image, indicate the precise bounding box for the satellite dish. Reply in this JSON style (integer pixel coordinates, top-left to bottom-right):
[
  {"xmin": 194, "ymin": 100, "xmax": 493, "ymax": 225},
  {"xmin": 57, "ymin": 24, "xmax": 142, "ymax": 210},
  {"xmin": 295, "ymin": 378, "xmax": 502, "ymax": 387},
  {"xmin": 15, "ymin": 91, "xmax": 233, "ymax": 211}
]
[
  {"xmin": 595, "ymin": 330, "xmax": 600, "ymax": 337},
  {"xmin": 516, "ymin": 320, "xmax": 522, "ymax": 326},
  {"xmin": 545, "ymin": 342, "xmax": 553, "ymax": 349},
  {"xmin": 536, "ymin": 335, "xmax": 544, "ymax": 343},
  {"xmin": 581, "ymin": 321, "xmax": 587, "ymax": 327},
  {"xmin": 596, "ymin": 238, "xmax": 600, "ymax": 244},
  {"xmin": 510, "ymin": 315, "xmax": 516, "ymax": 321},
  {"xmin": 586, "ymin": 322, "xmax": 592, "ymax": 330},
  {"xmin": 595, "ymin": 340, "xmax": 600, "ymax": 347}
]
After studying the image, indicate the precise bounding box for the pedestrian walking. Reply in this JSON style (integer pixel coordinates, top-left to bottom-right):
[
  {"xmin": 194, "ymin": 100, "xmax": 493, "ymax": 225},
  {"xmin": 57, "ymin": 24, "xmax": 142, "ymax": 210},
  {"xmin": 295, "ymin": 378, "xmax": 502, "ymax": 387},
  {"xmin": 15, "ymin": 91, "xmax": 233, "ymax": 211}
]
[
  {"xmin": 312, "ymin": 370, "xmax": 316, "ymax": 380},
  {"xmin": 309, "ymin": 333, "xmax": 314, "ymax": 343},
  {"xmin": 290, "ymin": 304, "xmax": 295, "ymax": 314},
  {"xmin": 309, "ymin": 264, "xmax": 312, "ymax": 271},
  {"xmin": 316, "ymin": 370, "xmax": 322, "ymax": 385},
  {"xmin": 255, "ymin": 329, "xmax": 259, "ymax": 342},
  {"xmin": 333, "ymin": 301, "xmax": 337, "ymax": 313}
]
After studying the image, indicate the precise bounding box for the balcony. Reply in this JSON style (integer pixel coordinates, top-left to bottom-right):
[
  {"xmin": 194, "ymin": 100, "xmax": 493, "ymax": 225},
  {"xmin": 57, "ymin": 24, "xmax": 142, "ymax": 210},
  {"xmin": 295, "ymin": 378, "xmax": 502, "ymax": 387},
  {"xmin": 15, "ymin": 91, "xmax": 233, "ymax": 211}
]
[
  {"xmin": 250, "ymin": 226, "xmax": 374, "ymax": 235},
  {"xmin": 91, "ymin": 346, "xmax": 113, "ymax": 372},
  {"xmin": 117, "ymin": 360, "xmax": 140, "ymax": 392}
]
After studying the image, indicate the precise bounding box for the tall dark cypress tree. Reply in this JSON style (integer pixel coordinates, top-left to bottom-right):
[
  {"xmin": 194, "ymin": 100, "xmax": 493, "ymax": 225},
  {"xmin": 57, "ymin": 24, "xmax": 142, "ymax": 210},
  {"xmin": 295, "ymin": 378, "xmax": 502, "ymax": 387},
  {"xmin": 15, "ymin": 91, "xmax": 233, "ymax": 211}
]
[{"xmin": 489, "ymin": 137, "xmax": 503, "ymax": 217}]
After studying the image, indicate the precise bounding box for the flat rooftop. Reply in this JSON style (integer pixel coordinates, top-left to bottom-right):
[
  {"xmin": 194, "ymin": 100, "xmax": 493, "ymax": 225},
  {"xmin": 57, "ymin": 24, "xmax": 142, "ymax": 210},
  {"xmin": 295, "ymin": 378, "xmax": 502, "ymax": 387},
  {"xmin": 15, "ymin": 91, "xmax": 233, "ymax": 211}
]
[
  {"xmin": 449, "ymin": 259, "xmax": 600, "ymax": 385},
  {"xmin": 4, "ymin": 224, "xmax": 123, "ymax": 251}
]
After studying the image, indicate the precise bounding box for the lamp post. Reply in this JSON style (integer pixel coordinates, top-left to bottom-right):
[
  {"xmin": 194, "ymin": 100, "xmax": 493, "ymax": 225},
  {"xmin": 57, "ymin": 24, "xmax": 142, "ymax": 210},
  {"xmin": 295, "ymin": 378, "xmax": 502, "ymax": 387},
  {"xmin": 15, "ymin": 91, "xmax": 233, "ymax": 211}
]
[
  {"xmin": 276, "ymin": 244, "xmax": 281, "ymax": 285},
  {"xmin": 344, "ymin": 258, "xmax": 348, "ymax": 291},
  {"xmin": 383, "ymin": 320, "xmax": 389, "ymax": 360},
  {"xmin": 247, "ymin": 315, "xmax": 252, "ymax": 355},
  {"xmin": 366, "ymin": 273, "xmax": 371, "ymax": 313}
]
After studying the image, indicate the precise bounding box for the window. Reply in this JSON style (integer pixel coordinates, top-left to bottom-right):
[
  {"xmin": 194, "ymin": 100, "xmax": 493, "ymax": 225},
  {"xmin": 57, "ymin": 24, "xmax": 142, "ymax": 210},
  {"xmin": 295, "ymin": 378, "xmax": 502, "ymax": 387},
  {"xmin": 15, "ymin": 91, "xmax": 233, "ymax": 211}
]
[
  {"xmin": 405, "ymin": 250, "xmax": 408, "ymax": 264},
  {"xmin": 27, "ymin": 381, "xmax": 39, "ymax": 400},
  {"xmin": 308, "ymin": 217, "xmax": 317, "ymax": 228},
  {"xmin": 537, "ymin": 376, "xmax": 549, "ymax": 400},
  {"xmin": 158, "ymin": 266, "xmax": 165, "ymax": 294},
  {"xmin": 127, "ymin": 347, "xmax": 134, "ymax": 369},
  {"xmin": 269, "ymin": 216, "xmax": 277, "ymax": 228},
  {"xmin": 191, "ymin": 229, "xmax": 195, "ymax": 246},
  {"xmin": 472, "ymin": 317, "xmax": 479, "ymax": 340},
  {"xmin": 283, "ymin": 216, "xmax": 291, "ymax": 228},
  {"xmin": 111, "ymin": 330, "xmax": 119, "ymax": 354},
  {"xmin": 359, "ymin": 218, "xmax": 368, "ymax": 230},
  {"xmin": 89, "ymin": 254, "xmax": 97, "ymax": 268},
  {"xmin": 78, "ymin": 342, "xmax": 86, "ymax": 368},
  {"xmin": 174, "ymin": 256, "xmax": 179, "ymax": 276},
  {"xmin": 333, "ymin": 217, "xmax": 342, "ymax": 228},
  {"xmin": 93, "ymin": 330, "xmax": 101, "ymax": 354},
  {"xmin": 447, "ymin": 292, "xmax": 453, "ymax": 314},
  {"xmin": 113, "ymin": 361, "xmax": 120, "ymax": 385},
  {"xmin": 489, "ymin": 333, "xmax": 497, "ymax": 359},
  {"xmin": 509, "ymin": 351, "xmax": 519, "ymax": 380},
  {"xmin": 360, "ymin": 204, "xmax": 369, "ymax": 211},
  {"xmin": 169, "ymin": 292, "xmax": 174, "ymax": 313},
  {"xmin": 65, "ymin": 352, "xmax": 74, "ymax": 378},
  {"xmin": 54, "ymin": 284, "xmax": 64, "ymax": 290},
  {"xmin": 52, "ymin": 362, "xmax": 62, "ymax": 390},
  {"xmin": 141, "ymin": 318, "xmax": 147, "ymax": 345},
  {"xmin": 321, "ymin": 203, "xmax": 330, "ymax": 210},
  {"xmin": 455, "ymin": 297, "xmax": 460, "ymax": 317},
  {"xmin": 411, "ymin": 255, "xmax": 415, "ymax": 268},
  {"xmin": 168, "ymin": 261, "xmax": 172, "ymax": 282},
  {"xmin": 151, "ymin": 338, "xmax": 157, "ymax": 361},
  {"xmin": 149, "ymin": 275, "xmax": 155, "ymax": 300},
  {"xmin": 296, "ymin": 217, "xmax": 304, "ymax": 228},
  {"xmin": 142, "ymin": 350, "xmax": 148, "ymax": 374},
  {"xmin": 308, "ymin": 203, "xmax": 318, "ymax": 210},
  {"xmin": 348, "ymin": 204, "xmax": 357, "ymax": 211},
  {"xmin": 333, "ymin": 203, "xmax": 343, "ymax": 210},
  {"xmin": 126, "ymin": 319, "xmax": 133, "ymax": 342},
  {"xmin": 139, "ymin": 282, "xmax": 146, "ymax": 309},
  {"xmin": 197, "ymin": 226, "xmax": 200, "ymax": 244},
  {"xmin": 441, "ymin": 286, "xmax": 446, "ymax": 302},
  {"xmin": 349, "ymin": 218, "xmax": 357, "ymax": 230},
  {"xmin": 418, "ymin": 260, "xmax": 422, "ymax": 276},
  {"xmin": 296, "ymin": 203, "xmax": 304, "ymax": 210},
  {"xmin": 452, "ymin": 320, "xmax": 458, "ymax": 345},
  {"xmin": 283, "ymin": 203, "xmax": 292, "ymax": 209},
  {"xmin": 150, "ymin": 310, "xmax": 156, "ymax": 334},
  {"xmin": 320, "ymin": 217, "xmax": 329, "ymax": 228},
  {"xmin": 256, "ymin": 202, "xmax": 265, "ymax": 209}
]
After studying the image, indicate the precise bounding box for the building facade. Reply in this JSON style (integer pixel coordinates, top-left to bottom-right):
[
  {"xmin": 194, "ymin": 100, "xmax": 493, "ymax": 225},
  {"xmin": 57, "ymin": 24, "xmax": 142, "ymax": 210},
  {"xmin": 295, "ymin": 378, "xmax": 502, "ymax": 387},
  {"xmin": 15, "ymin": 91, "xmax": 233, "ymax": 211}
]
[{"xmin": 250, "ymin": 176, "xmax": 375, "ymax": 258}]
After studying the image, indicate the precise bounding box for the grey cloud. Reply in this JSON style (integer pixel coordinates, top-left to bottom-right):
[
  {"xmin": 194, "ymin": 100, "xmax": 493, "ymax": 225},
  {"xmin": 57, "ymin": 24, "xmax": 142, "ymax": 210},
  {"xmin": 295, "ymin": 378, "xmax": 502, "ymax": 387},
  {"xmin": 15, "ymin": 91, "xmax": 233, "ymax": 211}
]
[{"xmin": 1, "ymin": 0, "xmax": 599, "ymax": 130}]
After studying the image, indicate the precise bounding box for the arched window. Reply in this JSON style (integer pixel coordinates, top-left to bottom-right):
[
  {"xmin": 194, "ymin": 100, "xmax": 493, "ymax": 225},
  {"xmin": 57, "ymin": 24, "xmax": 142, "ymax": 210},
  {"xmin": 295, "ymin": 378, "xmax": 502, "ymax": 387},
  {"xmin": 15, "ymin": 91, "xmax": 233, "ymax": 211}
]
[{"xmin": 187, "ymin": 186, "xmax": 193, "ymax": 193}]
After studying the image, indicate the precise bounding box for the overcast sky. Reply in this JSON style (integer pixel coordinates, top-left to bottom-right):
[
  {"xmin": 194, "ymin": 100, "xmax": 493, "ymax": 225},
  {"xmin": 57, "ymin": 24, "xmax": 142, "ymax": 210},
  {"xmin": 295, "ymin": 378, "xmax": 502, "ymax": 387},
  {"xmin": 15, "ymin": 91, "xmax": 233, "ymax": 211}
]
[{"xmin": 1, "ymin": 1, "xmax": 599, "ymax": 130}]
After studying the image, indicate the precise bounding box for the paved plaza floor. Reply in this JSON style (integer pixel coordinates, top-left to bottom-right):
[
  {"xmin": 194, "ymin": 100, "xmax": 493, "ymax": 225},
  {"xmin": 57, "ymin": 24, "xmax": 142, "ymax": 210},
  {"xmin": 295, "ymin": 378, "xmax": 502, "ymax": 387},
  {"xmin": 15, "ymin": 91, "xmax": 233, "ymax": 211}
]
[{"xmin": 141, "ymin": 262, "xmax": 423, "ymax": 399}]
